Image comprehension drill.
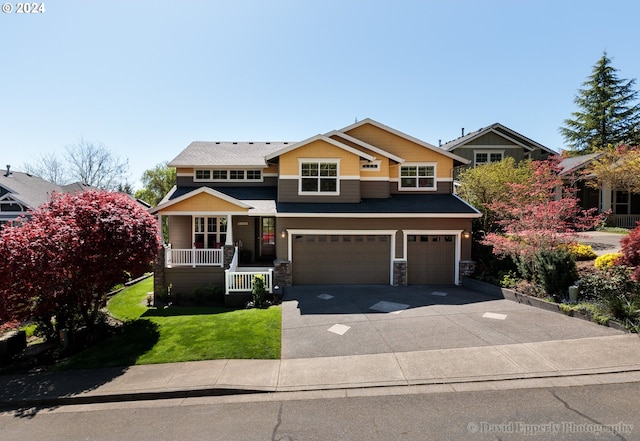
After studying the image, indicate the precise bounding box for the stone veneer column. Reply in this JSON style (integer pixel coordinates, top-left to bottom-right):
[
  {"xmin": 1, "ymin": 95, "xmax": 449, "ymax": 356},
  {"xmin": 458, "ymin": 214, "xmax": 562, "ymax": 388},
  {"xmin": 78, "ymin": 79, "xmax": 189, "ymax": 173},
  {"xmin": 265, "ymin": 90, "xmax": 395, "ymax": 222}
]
[
  {"xmin": 223, "ymin": 245, "xmax": 236, "ymax": 269},
  {"xmin": 459, "ymin": 260, "xmax": 476, "ymax": 281},
  {"xmin": 273, "ymin": 259, "xmax": 292, "ymax": 288},
  {"xmin": 153, "ymin": 246, "xmax": 165, "ymax": 301},
  {"xmin": 393, "ymin": 259, "xmax": 407, "ymax": 286}
]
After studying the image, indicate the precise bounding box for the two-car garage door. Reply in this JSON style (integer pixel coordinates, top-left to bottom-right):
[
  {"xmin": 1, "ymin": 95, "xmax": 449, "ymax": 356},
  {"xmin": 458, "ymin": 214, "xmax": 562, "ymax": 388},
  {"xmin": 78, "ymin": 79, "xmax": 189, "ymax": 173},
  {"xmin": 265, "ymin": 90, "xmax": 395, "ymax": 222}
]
[
  {"xmin": 292, "ymin": 234, "xmax": 391, "ymax": 284},
  {"xmin": 291, "ymin": 233, "xmax": 456, "ymax": 285}
]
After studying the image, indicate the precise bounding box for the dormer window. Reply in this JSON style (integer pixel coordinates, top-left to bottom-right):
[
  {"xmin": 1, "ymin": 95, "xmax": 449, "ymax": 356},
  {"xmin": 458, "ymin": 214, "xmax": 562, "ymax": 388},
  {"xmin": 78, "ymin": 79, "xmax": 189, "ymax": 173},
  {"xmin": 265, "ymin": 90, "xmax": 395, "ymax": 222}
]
[
  {"xmin": 399, "ymin": 164, "xmax": 436, "ymax": 191},
  {"xmin": 299, "ymin": 160, "xmax": 339, "ymax": 194},
  {"xmin": 194, "ymin": 169, "xmax": 262, "ymax": 182}
]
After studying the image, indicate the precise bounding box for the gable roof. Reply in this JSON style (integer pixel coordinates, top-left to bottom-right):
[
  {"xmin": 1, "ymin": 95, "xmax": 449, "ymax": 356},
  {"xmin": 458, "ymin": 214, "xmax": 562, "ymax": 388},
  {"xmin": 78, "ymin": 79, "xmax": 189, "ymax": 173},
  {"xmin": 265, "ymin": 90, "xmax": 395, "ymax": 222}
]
[
  {"xmin": 325, "ymin": 130, "xmax": 405, "ymax": 163},
  {"xmin": 150, "ymin": 186, "xmax": 253, "ymax": 214},
  {"xmin": 264, "ymin": 135, "xmax": 376, "ymax": 162},
  {"xmin": 0, "ymin": 169, "xmax": 70, "ymax": 209},
  {"xmin": 558, "ymin": 152, "xmax": 603, "ymax": 176},
  {"xmin": 338, "ymin": 118, "xmax": 470, "ymax": 165},
  {"xmin": 441, "ymin": 123, "xmax": 555, "ymax": 155},
  {"xmin": 169, "ymin": 141, "xmax": 291, "ymax": 168}
]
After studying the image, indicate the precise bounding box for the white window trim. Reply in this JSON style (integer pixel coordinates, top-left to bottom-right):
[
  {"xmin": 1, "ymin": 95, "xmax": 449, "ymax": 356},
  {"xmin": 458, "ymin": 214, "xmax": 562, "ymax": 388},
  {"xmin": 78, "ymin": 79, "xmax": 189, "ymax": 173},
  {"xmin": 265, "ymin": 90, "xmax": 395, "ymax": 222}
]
[
  {"xmin": 398, "ymin": 163, "xmax": 437, "ymax": 192},
  {"xmin": 193, "ymin": 168, "xmax": 264, "ymax": 183},
  {"xmin": 193, "ymin": 216, "xmax": 228, "ymax": 248},
  {"xmin": 298, "ymin": 159, "xmax": 341, "ymax": 196},
  {"xmin": 473, "ymin": 150, "xmax": 504, "ymax": 167}
]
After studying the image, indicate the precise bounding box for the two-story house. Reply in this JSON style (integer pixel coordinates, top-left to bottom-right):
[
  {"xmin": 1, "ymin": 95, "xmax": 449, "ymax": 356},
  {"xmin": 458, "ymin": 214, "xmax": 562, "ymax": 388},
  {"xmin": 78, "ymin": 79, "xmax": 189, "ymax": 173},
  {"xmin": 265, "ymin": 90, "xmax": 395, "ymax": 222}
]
[{"xmin": 151, "ymin": 119, "xmax": 481, "ymax": 305}]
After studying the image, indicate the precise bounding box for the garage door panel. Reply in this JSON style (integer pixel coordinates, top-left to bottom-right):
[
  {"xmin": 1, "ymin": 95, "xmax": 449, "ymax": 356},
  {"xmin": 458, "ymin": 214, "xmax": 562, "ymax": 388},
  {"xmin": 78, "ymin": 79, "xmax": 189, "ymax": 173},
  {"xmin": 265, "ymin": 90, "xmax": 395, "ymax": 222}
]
[
  {"xmin": 407, "ymin": 235, "xmax": 455, "ymax": 284},
  {"xmin": 293, "ymin": 234, "xmax": 390, "ymax": 284}
]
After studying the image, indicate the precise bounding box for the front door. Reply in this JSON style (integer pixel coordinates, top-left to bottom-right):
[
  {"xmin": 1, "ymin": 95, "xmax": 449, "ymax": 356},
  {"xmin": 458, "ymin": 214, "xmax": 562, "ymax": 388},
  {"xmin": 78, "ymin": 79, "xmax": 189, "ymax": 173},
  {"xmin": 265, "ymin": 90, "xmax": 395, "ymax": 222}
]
[{"xmin": 259, "ymin": 217, "xmax": 276, "ymax": 259}]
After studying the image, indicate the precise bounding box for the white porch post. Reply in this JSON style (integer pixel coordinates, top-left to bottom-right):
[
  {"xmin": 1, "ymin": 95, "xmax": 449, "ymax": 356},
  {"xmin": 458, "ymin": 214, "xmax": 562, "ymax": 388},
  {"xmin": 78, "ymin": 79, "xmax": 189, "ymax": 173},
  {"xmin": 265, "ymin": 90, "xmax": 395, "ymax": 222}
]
[
  {"xmin": 225, "ymin": 214, "xmax": 233, "ymax": 246},
  {"xmin": 601, "ymin": 183, "xmax": 612, "ymax": 213}
]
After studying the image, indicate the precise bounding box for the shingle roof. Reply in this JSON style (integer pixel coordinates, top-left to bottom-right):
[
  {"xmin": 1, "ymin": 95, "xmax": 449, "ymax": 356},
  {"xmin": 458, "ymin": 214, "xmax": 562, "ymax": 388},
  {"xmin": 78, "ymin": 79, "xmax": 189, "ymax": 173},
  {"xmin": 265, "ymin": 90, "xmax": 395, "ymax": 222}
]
[
  {"xmin": 0, "ymin": 169, "xmax": 65, "ymax": 209},
  {"xmin": 276, "ymin": 194, "xmax": 481, "ymax": 215},
  {"xmin": 162, "ymin": 186, "xmax": 480, "ymax": 216},
  {"xmin": 558, "ymin": 153, "xmax": 602, "ymax": 175},
  {"xmin": 440, "ymin": 123, "xmax": 555, "ymax": 154},
  {"xmin": 169, "ymin": 142, "xmax": 292, "ymax": 168}
]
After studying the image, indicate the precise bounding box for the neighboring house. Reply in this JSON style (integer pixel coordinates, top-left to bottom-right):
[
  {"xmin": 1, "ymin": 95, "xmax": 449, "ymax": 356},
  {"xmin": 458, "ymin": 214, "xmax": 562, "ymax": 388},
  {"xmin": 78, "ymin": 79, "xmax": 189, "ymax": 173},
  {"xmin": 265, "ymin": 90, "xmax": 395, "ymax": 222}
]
[
  {"xmin": 440, "ymin": 123, "xmax": 555, "ymax": 178},
  {"xmin": 150, "ymin": 119, "xmax": 482, "ymax": 305},
  {"xmin": 559, "ymin": 153, "xmax": 640, "ymax": 228},
  {"xmin": 0, "ymin": 166, "xmax": 92, "ymax": 228}
]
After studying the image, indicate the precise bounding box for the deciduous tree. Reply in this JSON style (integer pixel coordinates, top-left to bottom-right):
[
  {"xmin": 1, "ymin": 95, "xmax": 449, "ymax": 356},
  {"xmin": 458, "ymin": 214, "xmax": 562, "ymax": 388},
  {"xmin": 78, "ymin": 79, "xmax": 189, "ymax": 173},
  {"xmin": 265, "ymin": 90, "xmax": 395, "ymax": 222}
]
[
  {"xmin": 482, "ymin": 158, "xmax": 603, "ymax": 276},
  {"xmin": 587, "ymin": 145, "xmax": 640, "ymax": 194},
  {"xmin": 456, "ymin": 157, "xmax": 534, "ymax": 232},
  {"xmin": 0, "ymin": 191, "xmax": 160, "ymax": 339},
  {"xmin": 23, "ymin": 138, "xmax": 131, "ymax": 190},
  {"xmin": 134, "ymin": 161, "xmax": 176, "ymax": 206}
]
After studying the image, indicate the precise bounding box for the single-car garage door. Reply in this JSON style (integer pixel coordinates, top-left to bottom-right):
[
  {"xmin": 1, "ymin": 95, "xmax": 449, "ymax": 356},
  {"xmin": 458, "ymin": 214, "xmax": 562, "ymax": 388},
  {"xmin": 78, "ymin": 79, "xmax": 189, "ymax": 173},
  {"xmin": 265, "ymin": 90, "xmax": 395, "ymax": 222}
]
[
  {"xmin": 292, "ymin": 234, "xmax": 391, "ymax": 284},
  {"xmin": 407, "ymin": 234, "xmax": 455, "ymax": 284}
]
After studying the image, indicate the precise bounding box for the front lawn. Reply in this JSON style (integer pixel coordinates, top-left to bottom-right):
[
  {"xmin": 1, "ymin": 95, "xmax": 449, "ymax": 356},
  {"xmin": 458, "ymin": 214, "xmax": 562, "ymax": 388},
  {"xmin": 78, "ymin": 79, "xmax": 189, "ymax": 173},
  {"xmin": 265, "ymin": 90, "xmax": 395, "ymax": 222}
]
[{"xmin": 57, "ymin": 277, "xmax": 281, "ymax": 369}]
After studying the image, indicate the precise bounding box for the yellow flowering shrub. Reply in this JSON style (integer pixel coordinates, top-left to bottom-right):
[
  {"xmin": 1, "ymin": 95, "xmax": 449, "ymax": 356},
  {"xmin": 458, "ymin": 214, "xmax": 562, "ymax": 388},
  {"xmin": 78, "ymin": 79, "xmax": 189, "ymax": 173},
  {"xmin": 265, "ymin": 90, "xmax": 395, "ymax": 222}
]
[
  {"xmin": 562, "ymin": 243, "xmax": 597, "ymax": 261},
  {"xmin": 594, "ymin": 253, "xmax": 622, "ymax": 269}
]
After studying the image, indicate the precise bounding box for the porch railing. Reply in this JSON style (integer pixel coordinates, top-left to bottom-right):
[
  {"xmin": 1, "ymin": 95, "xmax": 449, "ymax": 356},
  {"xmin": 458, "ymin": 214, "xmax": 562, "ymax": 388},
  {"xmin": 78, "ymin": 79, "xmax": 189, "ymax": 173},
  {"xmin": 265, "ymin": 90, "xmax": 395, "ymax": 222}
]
[
  {"xmin": 165, "ymin": 245, "xmax": 224, "ymax": 268},
  {"xmin": 610, "ymin": 214, "xmax": 640, "ymax": 229},
  {"xmin": 225, "ymin": 247, "xmax": 273, "ymax": 294},
  {"xmin": 225, "ymin": 269, "xmax": 274, "ymax": 294}
]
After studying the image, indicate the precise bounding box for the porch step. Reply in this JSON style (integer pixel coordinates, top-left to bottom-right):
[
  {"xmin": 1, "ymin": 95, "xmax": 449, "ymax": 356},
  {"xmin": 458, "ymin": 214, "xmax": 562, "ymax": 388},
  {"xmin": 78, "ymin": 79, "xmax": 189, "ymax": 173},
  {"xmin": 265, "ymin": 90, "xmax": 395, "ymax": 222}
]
[{"xmin": 235, "ymin": 266, "xmax": 274, "ymax": 272}]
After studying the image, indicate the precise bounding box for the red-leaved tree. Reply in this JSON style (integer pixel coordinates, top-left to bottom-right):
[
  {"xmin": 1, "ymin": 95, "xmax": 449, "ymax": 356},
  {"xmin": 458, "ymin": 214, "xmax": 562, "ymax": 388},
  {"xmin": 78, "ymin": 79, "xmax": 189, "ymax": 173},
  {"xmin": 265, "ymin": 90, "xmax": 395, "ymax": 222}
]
[
  {"xmin": 0, "ymin": 190, "xmax": 160, "ymax": 339},
  {"xmin": 618, "ymin": 222, "xmax": 640, "ymax": 280},
  {"xmin": 483, "ymin": 157, "xmax": 604, "ymax": 275}
]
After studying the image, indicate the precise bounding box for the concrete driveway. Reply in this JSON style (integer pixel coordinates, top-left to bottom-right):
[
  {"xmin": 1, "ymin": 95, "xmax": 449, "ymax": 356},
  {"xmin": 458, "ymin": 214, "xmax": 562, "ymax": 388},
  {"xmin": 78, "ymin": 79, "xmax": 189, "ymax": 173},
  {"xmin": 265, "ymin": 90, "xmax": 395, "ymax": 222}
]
[
  {"xmin": 576, "ymin": 231, "xmax": 627, "ymax": 255},
  {"xmin": 281, "ymin": 285, "xmax": 623, "ymax": 359}
]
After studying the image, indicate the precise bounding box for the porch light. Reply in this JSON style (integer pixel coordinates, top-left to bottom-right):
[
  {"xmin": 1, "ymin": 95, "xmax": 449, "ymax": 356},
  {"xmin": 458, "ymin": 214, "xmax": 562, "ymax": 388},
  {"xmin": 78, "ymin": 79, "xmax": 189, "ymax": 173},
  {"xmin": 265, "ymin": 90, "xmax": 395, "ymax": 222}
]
[
  {"xmin": 462, "ymin": 230, "xmax": 471, "ymax": 239},
  {"xmin": 281, "ymin": 228, "xmax": 286, "ymax": 238}
]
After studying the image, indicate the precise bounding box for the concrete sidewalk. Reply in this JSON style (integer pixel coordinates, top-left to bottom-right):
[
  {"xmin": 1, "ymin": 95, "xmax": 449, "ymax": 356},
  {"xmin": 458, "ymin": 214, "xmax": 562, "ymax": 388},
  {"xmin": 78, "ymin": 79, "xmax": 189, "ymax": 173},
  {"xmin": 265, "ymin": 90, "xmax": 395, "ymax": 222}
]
[{"xmin": 1, "ymin": 334, "xmax": 640, "ymax": 409}]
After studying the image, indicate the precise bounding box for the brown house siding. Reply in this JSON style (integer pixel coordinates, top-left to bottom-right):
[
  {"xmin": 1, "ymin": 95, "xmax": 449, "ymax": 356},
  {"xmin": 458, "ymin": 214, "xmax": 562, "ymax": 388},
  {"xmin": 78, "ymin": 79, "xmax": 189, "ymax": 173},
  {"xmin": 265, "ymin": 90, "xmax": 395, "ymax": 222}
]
[
  {"xmin": 361, "ymin": 181, "xmax": 390, "ymax": 199},
  {"xmin": 389, "ymin": 180, "xmax": 453, "ymax": 195},
  {"xmin": 277, "ymin": 179, "xmax": 361, "ymax": 203},
  {"xmin": 165, "ymin": 267, "xmax": 225, "ymax": 294},
  {"xmin": 168, "ymin": 215, "xmax": 192, "ymax": 248}
]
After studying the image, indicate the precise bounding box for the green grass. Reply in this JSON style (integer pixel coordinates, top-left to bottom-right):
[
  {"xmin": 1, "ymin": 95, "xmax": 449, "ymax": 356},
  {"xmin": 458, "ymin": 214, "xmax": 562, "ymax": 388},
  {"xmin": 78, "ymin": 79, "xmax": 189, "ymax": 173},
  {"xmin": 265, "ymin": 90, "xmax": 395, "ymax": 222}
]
[{"xmin": 57, "ymin": 277, "xmax": 281, "ymax": 369}]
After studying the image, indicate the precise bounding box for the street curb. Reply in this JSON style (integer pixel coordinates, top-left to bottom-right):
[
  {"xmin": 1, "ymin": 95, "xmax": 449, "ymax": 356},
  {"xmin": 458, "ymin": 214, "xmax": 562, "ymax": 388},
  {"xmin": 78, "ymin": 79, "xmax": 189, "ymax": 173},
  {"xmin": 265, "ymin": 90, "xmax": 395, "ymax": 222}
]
[{"xmin": 3, "ymin": 367, "xmax": 640, "ymax": 411}]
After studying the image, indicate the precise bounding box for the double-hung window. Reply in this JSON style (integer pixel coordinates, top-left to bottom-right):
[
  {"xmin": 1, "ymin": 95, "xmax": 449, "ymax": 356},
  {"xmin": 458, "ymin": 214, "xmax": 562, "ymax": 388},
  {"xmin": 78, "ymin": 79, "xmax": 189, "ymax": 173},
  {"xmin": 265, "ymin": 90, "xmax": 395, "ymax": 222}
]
[
  {"xmin": 193, "ymin": 216, "xmax": 228, "ymax": 248},
  {"xmin": 399, "ymin": 164, "xmax": 436, "ymax": 190},
  {"xmin": 474, "ymin": 151, "xmax": 503, "ymax": 166},
  {"xmin": 300, "ymin": 161, "xmax": 339, "ymax": 194}
]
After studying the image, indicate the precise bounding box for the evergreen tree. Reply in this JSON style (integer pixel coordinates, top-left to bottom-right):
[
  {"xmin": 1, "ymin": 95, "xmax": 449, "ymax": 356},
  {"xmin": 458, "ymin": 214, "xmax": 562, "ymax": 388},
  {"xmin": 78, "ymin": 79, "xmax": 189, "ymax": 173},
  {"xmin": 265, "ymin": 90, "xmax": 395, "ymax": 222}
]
[{"xmin": 560, "ymin": 52, "xmax": 640, "ymax": 153}]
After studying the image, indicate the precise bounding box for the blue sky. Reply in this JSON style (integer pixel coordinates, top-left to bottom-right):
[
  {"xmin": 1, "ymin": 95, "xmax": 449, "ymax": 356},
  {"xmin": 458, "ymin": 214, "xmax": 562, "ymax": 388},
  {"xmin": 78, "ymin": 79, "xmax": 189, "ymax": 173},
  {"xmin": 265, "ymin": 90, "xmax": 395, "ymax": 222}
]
[{"xmin": 2, "ymin": 0, "xmax": 640, "ymax": 189}]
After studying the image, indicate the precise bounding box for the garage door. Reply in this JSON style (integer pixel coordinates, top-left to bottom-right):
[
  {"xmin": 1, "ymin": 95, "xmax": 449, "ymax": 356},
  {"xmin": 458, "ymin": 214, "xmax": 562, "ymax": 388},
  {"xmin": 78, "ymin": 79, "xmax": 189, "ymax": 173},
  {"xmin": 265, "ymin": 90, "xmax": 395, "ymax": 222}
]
[
  {"xmin": 292, "ymin": 234, "xmax": 391, "ymax": 284},
  {"xmin": 407, "ymin": 235, "xmax": 455, "ymax": 284}
]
